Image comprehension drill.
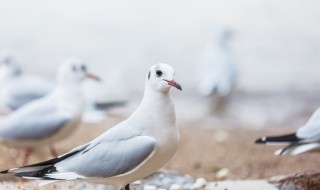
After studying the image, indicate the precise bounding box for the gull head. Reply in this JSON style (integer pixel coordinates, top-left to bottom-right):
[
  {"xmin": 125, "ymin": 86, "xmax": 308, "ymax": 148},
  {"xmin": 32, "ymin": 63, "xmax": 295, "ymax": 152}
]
[
  {"xmin": 57, "ymin": 58, "xmax": 100, "ymax": 85},
  {"xmin": 0, "ymin": 50, "xmax": 22, "ymax": 77},
  {"xmin": 146, "ymin": 63, "xmax": 182, "ymax": 93}
]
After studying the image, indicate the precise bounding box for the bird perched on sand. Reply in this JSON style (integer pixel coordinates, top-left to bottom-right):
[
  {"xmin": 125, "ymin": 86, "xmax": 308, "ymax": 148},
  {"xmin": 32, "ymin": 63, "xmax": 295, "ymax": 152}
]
[
  {"xmin": 1, "ymin": 63, "xmax": 182, "ymax": 190},
  {"xmin": 255, "ymin": 107, "xmax": 320, "ymax": 155},
  {"xmin": 0, "ymin": 50, "xmax": 53, "ymax": 112},
  {"xmin": 0, "ymin": 58, "xmax": 100, "ymax": 165}
]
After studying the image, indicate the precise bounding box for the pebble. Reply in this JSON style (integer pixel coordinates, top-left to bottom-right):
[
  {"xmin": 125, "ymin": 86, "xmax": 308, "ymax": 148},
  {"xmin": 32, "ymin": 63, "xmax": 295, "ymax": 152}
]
[
  {"xmin": 216, "ymin": 168, "xmax": 230, "ymax": 180},
  {"xmin": 191, "ymin": 178, "xmax": 206, "ymax": 189},
  {"xmin": 144, "ymin": 185, "xmax": 157, "ymax": 190},
  {"xmin": 169, "ymin": 184, "xmax": 181, "ymax": 190}
]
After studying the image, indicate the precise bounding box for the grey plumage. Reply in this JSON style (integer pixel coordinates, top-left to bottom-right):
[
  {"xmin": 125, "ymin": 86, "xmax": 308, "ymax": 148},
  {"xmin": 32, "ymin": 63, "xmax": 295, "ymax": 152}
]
[
  {"xmin": 0, "ymin": 98, "xmax": 71, "ymax": 140},
  {"xmin": 56, "ymin": 136, "xmax": 155, "ymax": 178}
]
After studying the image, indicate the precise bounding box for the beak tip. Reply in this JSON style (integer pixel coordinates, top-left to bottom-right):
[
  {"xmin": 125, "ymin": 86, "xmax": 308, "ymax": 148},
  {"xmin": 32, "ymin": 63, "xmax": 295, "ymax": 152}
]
[{"xmin": 86, "ymin": 73, "xmax": 101, "ymax": 82}]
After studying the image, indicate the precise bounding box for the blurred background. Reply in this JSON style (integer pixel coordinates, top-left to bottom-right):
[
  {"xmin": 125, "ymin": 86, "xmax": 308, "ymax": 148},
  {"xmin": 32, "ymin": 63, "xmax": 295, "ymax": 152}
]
[{"xmin": 0, "ymin": 0, "xmax": 320, "ymax": 182}]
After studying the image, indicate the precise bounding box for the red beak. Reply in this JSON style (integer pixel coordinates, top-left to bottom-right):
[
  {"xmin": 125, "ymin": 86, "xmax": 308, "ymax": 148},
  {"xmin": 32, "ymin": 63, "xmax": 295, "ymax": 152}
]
[
  {"xmin": 163, "ymin": 79, "xmax": 182, "ymax": 91},
  {"xmin": 86, "ymin": 73, "xmax": 101, "ymax": 81}
]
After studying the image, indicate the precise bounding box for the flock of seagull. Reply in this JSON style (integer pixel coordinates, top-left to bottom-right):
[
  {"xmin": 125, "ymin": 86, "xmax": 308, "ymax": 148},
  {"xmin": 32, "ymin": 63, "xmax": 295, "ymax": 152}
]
[
  {"xmin": 0, "ymin": 28, "xmax": 318, "ymax": 190},
  {"xmin": 0, "ymin": 53, "xmax": 182, "ymax": 190}
]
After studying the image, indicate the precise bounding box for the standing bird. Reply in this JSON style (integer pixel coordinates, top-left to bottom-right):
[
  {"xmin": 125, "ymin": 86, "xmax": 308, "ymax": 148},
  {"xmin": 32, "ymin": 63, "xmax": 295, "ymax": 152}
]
[
  {"xmin": 0, "ymin": 50, "xmax": 53, "ymax": 112},
  {"xmin": 1, "ymin": 63, "xmax": 182, "ymax": 190},
  {"xmin": 0, "ymin": 50, "xmax": 125, "ymax": 123},
  {"xmin": 198, "ymin": 27, "xmax": 237, "ymax": 112},
  {"xmin": 255, "ymin": 107, "xmax": 320, "ymax": 155},
  {"xmin": 198, "ymin": 27, "xmax": 237, "ymax": 97},
  {"xmin": 0, "ymin": 58, "xmax": 100, "ymax": 165}
]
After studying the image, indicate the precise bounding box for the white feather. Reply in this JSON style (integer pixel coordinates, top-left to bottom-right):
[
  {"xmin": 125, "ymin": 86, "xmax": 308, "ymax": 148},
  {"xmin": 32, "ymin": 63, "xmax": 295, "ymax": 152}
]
[{"xmin": 45, "ymin": 172, "xmax": 86, "ymax": 180}]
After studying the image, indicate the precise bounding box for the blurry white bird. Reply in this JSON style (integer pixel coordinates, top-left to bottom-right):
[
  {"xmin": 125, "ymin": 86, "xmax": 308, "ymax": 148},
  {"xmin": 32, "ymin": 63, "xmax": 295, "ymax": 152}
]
[
  {"xmin": 0, "ymin": 50, "xmax": 125, "ymax": 123},
  {"xmin": 1, "ymin": 63, "xmax": 182, "ymax": 190},
  {"xmin": 0, "ymin": 58, "xmax": 100, "ymax": 165},
  {"xmin": 255, "ymin": 107, "xmax": 320, "ymax": 155},
  {"xmin": 198, "ymin": 27, "xmax": 237, "ymax": 97},
  {"xmin": 0, "ymin": 50, "xmax": 53, "ymax": 112}
]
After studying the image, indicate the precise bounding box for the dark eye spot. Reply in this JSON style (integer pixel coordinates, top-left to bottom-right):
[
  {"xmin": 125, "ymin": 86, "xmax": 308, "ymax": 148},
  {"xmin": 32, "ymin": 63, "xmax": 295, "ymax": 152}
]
[
  {"xmin": 156, "ymin": 70, "xmax": 162, "ymax": 77},
  {"xmin": 81, "ymin": 65, "xmax": 87, "ymax": 72},
  {"xmin": 148, "ymin": 71, "xmax": 150, "ymax": 79}
]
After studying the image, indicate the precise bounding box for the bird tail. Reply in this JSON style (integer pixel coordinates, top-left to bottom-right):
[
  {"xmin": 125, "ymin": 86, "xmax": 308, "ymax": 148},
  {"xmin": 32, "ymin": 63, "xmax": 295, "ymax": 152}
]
[
  {"xmin": 255, "ymin": 133, "xmax": 301, "ymax": 145},
  {"xmin": 93, "ymin": 101, "xmax": 126, "ymax": 111},
  {"xmin": 275, "ymin": 143, "xmax": 320, "ymax": 155},
  {"xmin": 0, "ymin": 146, "xmax": 82, "ymax": 181}
]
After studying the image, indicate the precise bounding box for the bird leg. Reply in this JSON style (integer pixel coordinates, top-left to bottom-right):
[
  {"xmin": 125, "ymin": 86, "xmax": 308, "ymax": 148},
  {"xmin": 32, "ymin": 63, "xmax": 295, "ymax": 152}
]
[
  {"xmin": 124, "ymin": 184, "xmax": 130, "ymax": 190},
  {"xmin": 22, "ymin": 149, "xmax": 32, "ymax": 166},
  {"xmin": 49, "ymin": 145, "xmax": 58, "ymax": 158}
]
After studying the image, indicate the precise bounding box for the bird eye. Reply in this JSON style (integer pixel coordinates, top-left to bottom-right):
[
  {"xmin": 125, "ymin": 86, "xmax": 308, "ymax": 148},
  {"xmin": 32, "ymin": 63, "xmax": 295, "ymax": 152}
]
[
  {"xmin": 156, "ymin": 70, "xmax": 162, "ymax": 77},
  {"xmin": 81, "ymin": 65, "xmax": 87, "ymax": 72}
]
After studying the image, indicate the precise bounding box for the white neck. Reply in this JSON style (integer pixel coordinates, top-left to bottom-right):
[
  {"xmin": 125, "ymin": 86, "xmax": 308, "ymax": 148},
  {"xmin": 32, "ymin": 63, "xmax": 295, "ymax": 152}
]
[
  {"xmin": 51, "ymin": 82, "xmax": 84, "ymax": 115},
  {"xmin": 128, "ymin": 83, "xmax": 176, "ymax": 127}
]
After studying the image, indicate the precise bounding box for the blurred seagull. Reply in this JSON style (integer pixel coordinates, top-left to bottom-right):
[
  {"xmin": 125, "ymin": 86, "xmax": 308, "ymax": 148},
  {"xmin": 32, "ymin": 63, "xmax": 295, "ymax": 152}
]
[
  {"xmin": 0, "ymin": 58, "xmax": 100, "ymax": 165},
  {"xmin": 198, "ymin": 26, "xmax": 237, "ymax": 98},
  {"xmin": 255, "ymin": 107, "xmax": 320, "ymax": 155},
  {"xmin": 0, "ymin": 50, "xmax": 125, "ymax": 123},
  {"xmin": 0, "ymin": 50, "xmax": 53, "ymax": 112},
  {"xmin": 1, "ymin": 63, "xmax": 182, "ymax": 190}
]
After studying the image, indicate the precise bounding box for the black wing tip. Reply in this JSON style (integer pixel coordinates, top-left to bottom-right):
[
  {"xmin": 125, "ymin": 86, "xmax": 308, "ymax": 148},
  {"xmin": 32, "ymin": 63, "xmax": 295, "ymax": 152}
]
[
  {"xmin": 278, "ymin": 150, "xmax": 286, "ymax": 156},
  {"xmin": 255, "ymin": 137, "xmax": 267, "ymax": 144},
  {"xmin": 15, "ymin": 166, "xmax": 57, "ymax": 179},
  {"xmin": 0, "ymin": 169, "xmax": 9, "ymax": 174},
  {"xmin": 94, "ymin": 101, "xmax": 127, "ymax": 110},
  {"xmin": 255, "ymin": 133, "xmax": 300, "ymax": 144}
]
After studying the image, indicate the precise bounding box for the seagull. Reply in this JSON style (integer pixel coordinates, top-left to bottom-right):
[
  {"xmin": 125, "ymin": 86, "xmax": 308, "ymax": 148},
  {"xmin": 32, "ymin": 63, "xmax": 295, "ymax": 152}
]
[
  {"xmin": 1, "ymin": 63, "xmax": 182, "ymax": 190},
  {"xmin": 255, "ymin": 107, "xmax": 320, "ymax": 155},
  {"xmin": 0, "ymin": 58, "xmax": 100, "ymax": 165},
  {"xmin": 0, "ymin": 50, "xmax": 125, "ymax": 123},
  {"xmin": 0, "ymin": 50, "xmax": 53, "ymax": 112},
  {"xmin": 198, "ymin": 26, "xmax": 237, "ymax": 97}
]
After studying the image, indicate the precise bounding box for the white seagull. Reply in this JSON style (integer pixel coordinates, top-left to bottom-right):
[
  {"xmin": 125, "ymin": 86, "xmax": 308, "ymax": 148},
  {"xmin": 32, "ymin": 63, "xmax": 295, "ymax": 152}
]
[
  {"xmin": 0, "ymin": 58, "xmax": 100, "ymax": 165},
  {"xmin": 198, "ymin": 27, "xmax": 237, "ymax": 97},
  {"xmin": 255, "ymin": 107, "xmax": 320, "ymax": 155},
  {"xmin": 0, "ymin": 50, "xmax": 53, "ymax": 112},
  {"xmin": 1, "ymin": 63, "xmax": 182, "ymax": 190}
]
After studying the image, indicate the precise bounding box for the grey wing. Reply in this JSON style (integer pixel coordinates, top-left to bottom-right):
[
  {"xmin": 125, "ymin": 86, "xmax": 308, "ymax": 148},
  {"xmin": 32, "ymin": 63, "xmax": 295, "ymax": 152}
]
[
  {"xmin": 52, "ymin": 136, "xmax": 156, "ymax": 178},
  {"xmin": 297, "ymin": 123, "xmax": 320, "ymax": 141},
  {"xmin": 0, "ymin": 101, "xmax": 72, "ymax": 140},
  {"xmin": 5, "ymin": 76, "xmax": 53, "ymax": 110},
  {"xmin": 7, "ymin": 94, "xmax": 46, "ymax": 111}
]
